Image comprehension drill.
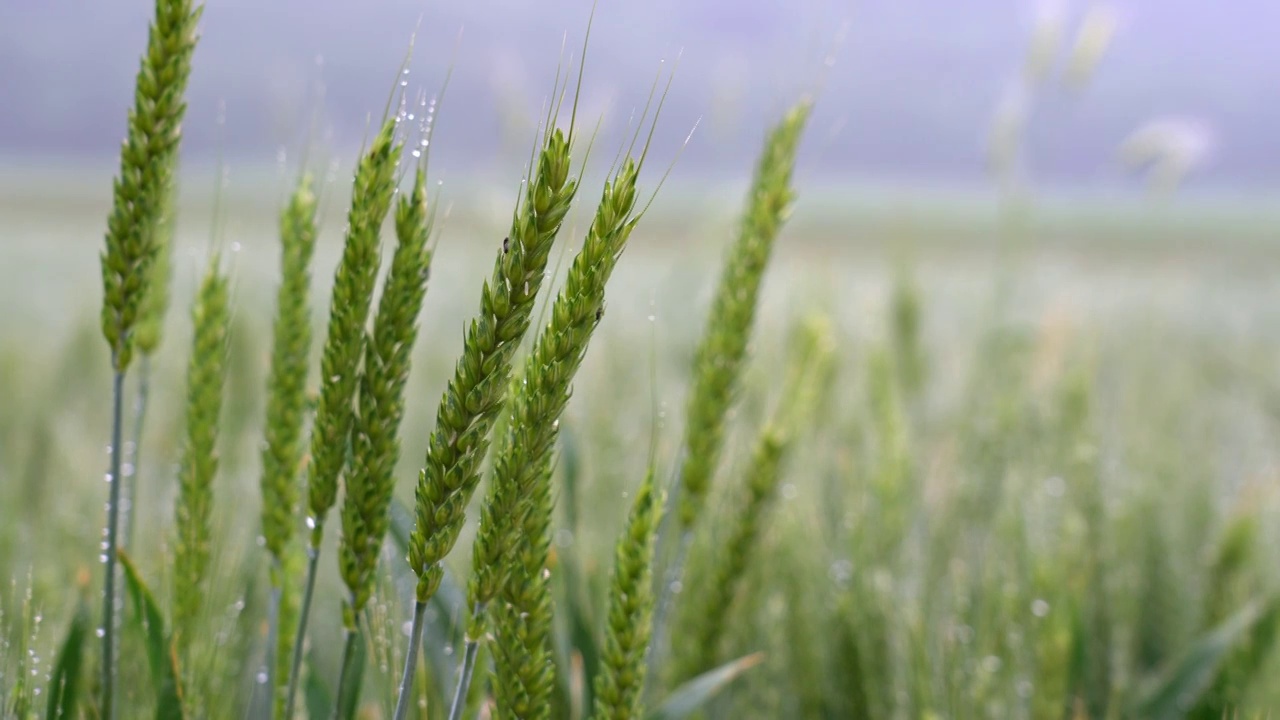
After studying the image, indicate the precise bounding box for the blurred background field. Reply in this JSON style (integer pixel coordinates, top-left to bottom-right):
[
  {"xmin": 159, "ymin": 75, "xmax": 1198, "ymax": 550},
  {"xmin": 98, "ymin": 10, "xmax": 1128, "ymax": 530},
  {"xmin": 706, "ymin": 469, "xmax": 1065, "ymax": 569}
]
[{"xmin": 5, "ymin": 1, "xmax": 1280, "ymax": 718}]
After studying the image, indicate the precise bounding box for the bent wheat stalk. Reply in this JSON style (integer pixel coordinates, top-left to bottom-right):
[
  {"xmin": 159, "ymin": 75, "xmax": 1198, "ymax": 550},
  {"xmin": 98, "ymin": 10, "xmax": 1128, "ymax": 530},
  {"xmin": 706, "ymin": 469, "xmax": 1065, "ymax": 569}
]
[{"xmin": 393, "ymin": 116, "xmax": 579, "ymax": 720}]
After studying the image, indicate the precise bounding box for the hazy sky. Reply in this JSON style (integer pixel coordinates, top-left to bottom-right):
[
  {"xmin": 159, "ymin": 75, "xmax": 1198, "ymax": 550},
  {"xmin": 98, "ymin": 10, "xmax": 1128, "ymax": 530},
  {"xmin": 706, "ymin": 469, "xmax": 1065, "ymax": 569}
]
[{"xmin": 1, "ymin": 0, "xmax": 1275, "ymax": 191}]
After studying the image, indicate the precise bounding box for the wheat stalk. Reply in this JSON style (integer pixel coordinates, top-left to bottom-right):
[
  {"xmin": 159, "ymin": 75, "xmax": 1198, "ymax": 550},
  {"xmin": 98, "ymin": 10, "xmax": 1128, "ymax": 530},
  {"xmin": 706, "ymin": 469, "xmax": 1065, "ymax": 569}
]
[
  {"xmin": 393, "ymin": 117, "xmax": 579, "ymax": 720},
  {"xmin": 95, "ymin": 0, "xmax": 201, "ymax": 714},
  {"xmin": 486, "ymin": 156, "xmax": 646, "ymax": 720},
  {"xmin": 675, "ymin": 99, "xmax": 812, "ymax": 530},
  {"xmin": 672, "ymin": 315, "xmax": 832, "ymax": 682},
  {"xmin": 172, "ymin": 259, "xmax": 231, "ymax": 655},
  {"xmin": 283, "ymin": 117, "xmax": 403, "ymax": 719},
  {"xmin": 651, "ymin": 100, "xmax": 812, "ymax": 674},
  {"xmin": 333, "ymin": 166, "xmax": 433, "ymax": 713},
  {"xmin": 258, "ymin": 173, "xmax": 318, "ymax": 717}
]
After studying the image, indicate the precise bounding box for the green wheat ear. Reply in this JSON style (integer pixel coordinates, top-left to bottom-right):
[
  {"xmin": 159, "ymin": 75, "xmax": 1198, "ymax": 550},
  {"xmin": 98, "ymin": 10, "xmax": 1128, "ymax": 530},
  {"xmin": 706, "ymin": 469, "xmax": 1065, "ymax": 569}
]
[
  {"xmin": 133, "ymin": 180, "xmax": 176, "ymax": 358},
  {"xmin": 261, "ymin": 173, "xmax": 319, "ymax": 567},
  {"xmin": 172, "ymin": 258, "xmax": 231, "ymax": 651},
  {"xmin": 305, "ymin": 118, "xmax": 403, "ymax": 542},
  {"xmin": 394, "ymin": 118, "xmax": 578, "ymax": 720},
  {"xmin": 258, "ymin": 173, "xmax": 318, "ymax": 713},
  {"xmin": 339, "ymin": 166, "xmax": 433, "ymax": 627},
  {"xmin": 100, "ymin": 0, "xmax": 203, "ymax": 372},
  {"xmin": 405, "ymin": 125, "xmax": 577, "ymax": 605},
  {"xmin": 284, "ymin": 116, "xmax": 403, "ymax": 720},
  {"xmin": 591, "ymin": 468, "xmax": 665, "ymax": 720},
  {"xmin": 676, "ymin": 99, "xmax": 812, "ymax": 531},
  {"xmin": 485, "ymin": 156, "xmax": 646, "ymax": 720},
  {"xmin": 471, "ymin": 157, "xmax": 643, "ymax": 628}
]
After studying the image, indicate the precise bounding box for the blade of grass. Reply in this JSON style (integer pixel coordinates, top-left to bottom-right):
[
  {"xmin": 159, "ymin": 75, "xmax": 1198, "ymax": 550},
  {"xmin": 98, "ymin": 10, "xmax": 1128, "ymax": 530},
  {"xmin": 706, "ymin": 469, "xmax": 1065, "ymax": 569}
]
[
  {"xmin": 45, "ymin": 599, "xmax": 90, "ymax": 720},
  {"xmin": 118, "ymin": 550, "xmax": 186, "ymax": 720}
]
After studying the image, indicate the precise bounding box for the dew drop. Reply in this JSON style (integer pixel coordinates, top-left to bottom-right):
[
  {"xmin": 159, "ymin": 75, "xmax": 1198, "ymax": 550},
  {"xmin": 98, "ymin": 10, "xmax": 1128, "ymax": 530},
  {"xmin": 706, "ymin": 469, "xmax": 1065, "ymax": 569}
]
[
  {"xmin": 669, "ymin": 580, "xmax": 683, "ymax": 594},
  {"xmin": 1031, "ymin": 599, "xmax": 1050, "ymax": 617},
  {"xmin": 306, "ymin": 516, "xmax": 317, "ymax": 530},
  {"xmin": 96, "ymin": 628, "xmax": 106, "ymax": 638},
  {"xmin": 256, "ymin": 671, "xmax": 269, "ymax": 684}
]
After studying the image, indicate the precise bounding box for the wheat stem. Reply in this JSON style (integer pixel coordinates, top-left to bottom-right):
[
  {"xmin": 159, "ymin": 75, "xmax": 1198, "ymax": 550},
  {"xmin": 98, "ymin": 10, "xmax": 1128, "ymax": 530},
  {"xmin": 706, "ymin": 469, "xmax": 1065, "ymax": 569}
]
[
  {"xmin": 448, "ymin": 604, "xmax": 485, "ymax": 720},
  {"xmin": 120, "ymin": 354, "xmax": 152, "ymax": 551},
  {"xmin": 100, "ymin": 367, "xmax": 125, "ymax": 720},
  {"xmin": 96, "ymin": 0, "xmax": 201, "ymax": 712},
  {"xmin": 330, "ymin": 624, "xmax": 362, "ymax": 720},
  {"xmin": 392, "ymin": 600, "xmax": 428, "ymax": 720},
  {"xmin": 283, "ymin": 544, "xmax": 321, "ymax": 720},
  {"xmin": 396, "ymin": 118, "xmax": 578, "ymax": 715},
  {"xmin": 287, "ymin": 118, "xmax": 402, "ymax": 715}
]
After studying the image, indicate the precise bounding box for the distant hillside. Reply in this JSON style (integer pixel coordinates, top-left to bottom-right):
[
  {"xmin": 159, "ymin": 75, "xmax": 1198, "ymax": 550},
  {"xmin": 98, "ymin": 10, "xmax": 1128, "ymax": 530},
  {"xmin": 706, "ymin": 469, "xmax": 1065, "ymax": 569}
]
[{"xmin": 2, "ymin": 0, "xmax": 1276, "ymax": 189}]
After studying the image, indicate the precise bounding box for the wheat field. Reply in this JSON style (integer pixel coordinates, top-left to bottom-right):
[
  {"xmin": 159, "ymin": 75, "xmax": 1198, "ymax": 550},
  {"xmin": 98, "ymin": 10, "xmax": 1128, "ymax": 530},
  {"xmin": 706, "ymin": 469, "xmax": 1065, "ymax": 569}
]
[{"xmin": 4, "ymin": 2, "xmax": 1280, "ymax": 719}]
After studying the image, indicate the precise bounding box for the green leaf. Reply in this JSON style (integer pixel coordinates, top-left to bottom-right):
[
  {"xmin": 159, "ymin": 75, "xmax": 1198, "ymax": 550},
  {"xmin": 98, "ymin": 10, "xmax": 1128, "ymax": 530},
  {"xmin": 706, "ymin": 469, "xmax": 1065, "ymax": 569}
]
[
  {"xmin": 647, "ymin": 653, "xmax": 764, "ymax": 720},
  {"xmin": 1131, "ymin": 599, "xmax": 1265, "ymax": 720},
  {"xmin": 118, "ymin": 549, "xmax": 185, "ymax": 720},
  {"xmin": 45, "ymin": 599, "xmax": 90, "ymax": 720}
]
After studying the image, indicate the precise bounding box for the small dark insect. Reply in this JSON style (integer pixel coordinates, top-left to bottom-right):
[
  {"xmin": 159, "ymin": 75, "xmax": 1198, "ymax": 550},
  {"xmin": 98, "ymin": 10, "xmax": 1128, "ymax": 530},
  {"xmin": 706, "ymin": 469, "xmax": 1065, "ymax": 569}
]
[
  {"xmin": 595, "ymin": 307, "xmax": 603, "ymax": 322},
  {"xmin": 502, "ymin": 237, "xmax": 509, "ymax": 253}
]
